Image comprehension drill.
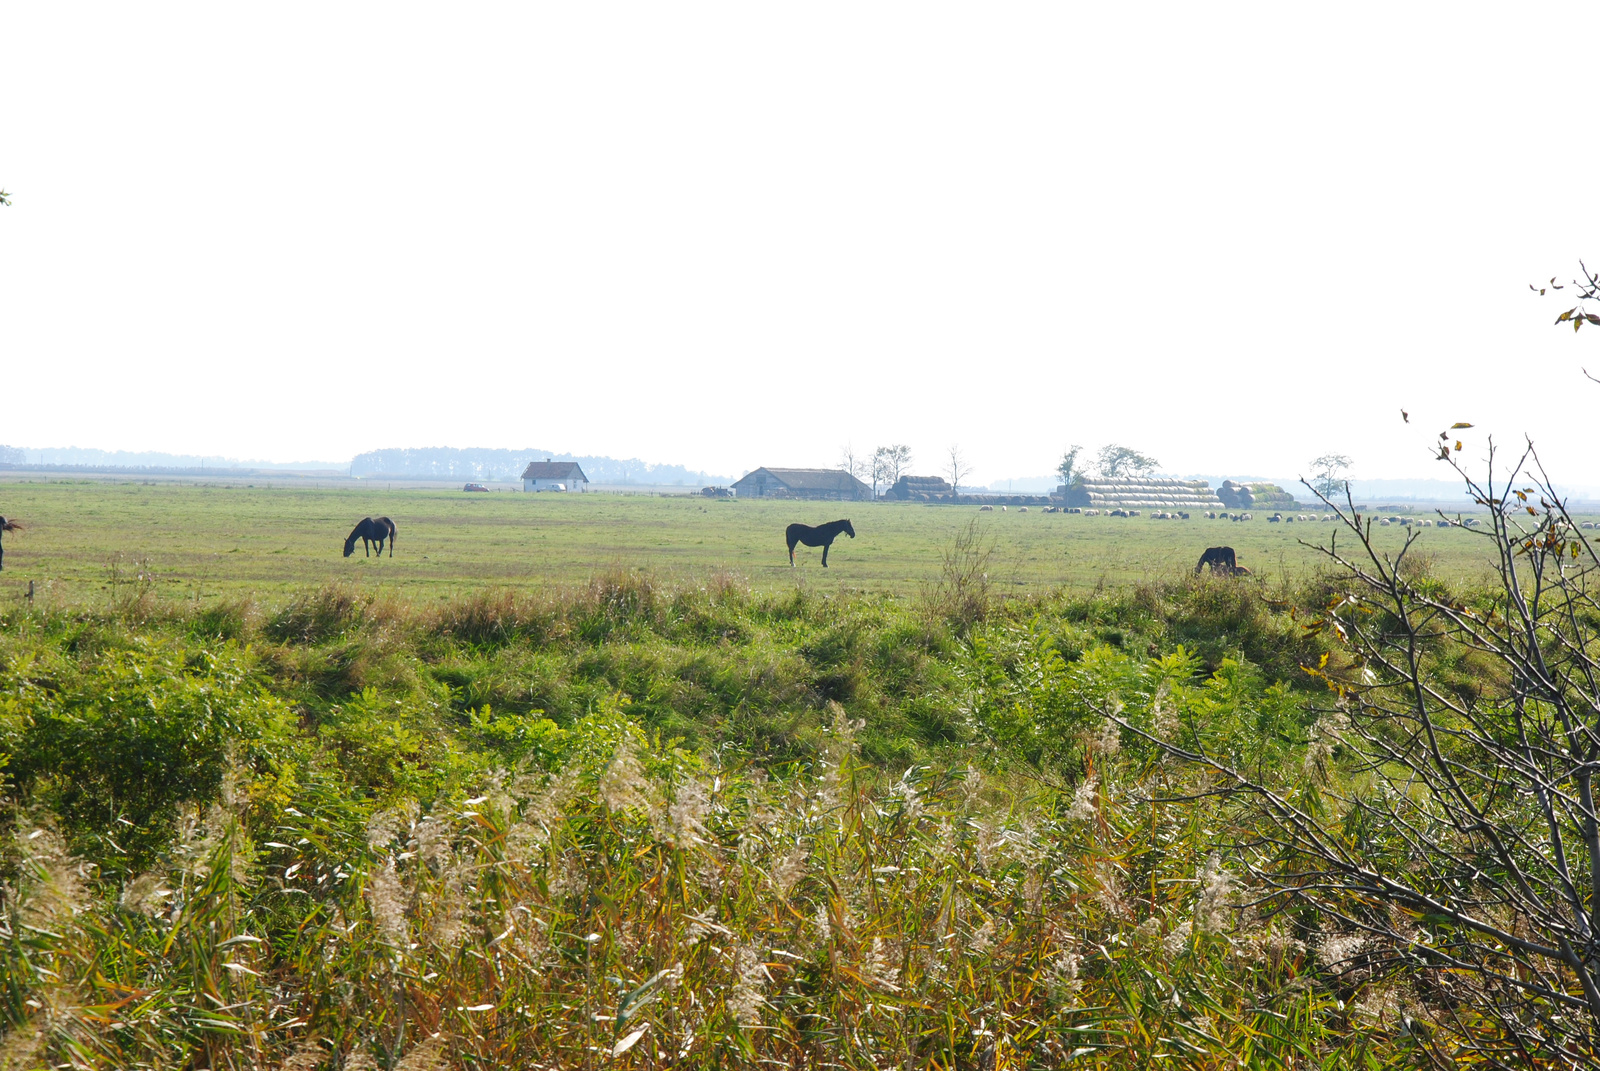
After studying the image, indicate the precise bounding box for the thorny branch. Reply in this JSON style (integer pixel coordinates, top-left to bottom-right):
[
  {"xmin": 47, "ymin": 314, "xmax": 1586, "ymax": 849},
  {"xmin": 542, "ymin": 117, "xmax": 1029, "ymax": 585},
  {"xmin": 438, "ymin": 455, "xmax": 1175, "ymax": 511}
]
[{"xmin": 1109, "ymin": 438, "xmax": 1600, "ymax": 1064}]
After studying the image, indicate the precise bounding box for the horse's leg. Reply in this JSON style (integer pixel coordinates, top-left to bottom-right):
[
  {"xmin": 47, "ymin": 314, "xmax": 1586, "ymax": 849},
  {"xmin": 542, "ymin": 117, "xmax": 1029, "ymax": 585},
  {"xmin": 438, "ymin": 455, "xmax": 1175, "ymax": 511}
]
[
  {"xmin": 821, "ymin": 539, "xmax": 830, "ymax": 567},
  {"xmin": 788, "ymin": 537, "xmax": 796, "ymax": 566}
]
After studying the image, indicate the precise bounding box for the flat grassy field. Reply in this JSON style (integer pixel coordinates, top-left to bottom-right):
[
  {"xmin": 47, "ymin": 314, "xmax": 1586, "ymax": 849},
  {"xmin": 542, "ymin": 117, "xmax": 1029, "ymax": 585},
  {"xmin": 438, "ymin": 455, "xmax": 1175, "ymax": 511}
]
[{"xmin": 0, "ymin": 477, "xmax": 1513, "ymax": 605}]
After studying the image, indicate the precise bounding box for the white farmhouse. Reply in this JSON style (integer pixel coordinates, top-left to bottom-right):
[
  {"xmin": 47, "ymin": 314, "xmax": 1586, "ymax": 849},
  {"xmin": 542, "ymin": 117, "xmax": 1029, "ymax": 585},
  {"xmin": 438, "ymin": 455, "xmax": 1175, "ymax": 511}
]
[{"xmin": 521, "ymin": 460, "xmax": 589, "ymax": 492}]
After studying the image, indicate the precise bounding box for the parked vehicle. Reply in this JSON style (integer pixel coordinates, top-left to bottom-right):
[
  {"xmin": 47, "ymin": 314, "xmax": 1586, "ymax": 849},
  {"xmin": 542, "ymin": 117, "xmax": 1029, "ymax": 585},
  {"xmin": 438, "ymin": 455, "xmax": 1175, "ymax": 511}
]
[{"xmin": 463, "ymin": 483, "xmax": 490, "ymax": 492}]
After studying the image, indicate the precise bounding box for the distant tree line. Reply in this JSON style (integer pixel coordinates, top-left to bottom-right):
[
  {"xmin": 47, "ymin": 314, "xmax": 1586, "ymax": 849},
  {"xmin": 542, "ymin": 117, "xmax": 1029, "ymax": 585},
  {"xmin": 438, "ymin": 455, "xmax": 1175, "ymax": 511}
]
[{"xmin": 350, "ymin": 447, "xmax": 726, "ymax": 486}]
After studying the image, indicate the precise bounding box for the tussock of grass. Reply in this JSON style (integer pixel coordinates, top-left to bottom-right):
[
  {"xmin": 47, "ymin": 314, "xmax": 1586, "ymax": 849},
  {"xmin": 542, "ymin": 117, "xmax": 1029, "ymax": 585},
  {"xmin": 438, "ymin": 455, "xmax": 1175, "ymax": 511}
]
[
  {"xmin": 0, "ymin": 572, "xmax": 1500, "ymax": 1066},
  {"xmin": 2, "ymin": 701, "xmax": 1360, "ymax": 1068}
]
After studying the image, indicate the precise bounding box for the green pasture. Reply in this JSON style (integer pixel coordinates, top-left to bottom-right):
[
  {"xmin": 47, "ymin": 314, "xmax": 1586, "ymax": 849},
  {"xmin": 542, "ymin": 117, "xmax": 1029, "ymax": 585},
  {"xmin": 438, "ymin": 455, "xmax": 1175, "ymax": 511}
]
[{"xmin": 0, "ymin": 477, "xmax": 1507, "ymax": 605}]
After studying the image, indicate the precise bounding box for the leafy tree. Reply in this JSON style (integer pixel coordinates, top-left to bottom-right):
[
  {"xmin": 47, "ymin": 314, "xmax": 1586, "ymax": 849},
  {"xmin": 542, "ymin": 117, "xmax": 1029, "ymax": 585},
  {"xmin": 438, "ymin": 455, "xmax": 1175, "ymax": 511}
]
[
  {"xmin": 1307, "ymin": 453, "xmax": 1351, "ymax": 498},
  {"xmin": 0, "ymin": 189, "xmax": 10, "ymax": 207},
  {"xmin": 946, "ymin": 445, "xmax": 973, "ymax": 496},
  {"xmin": 872, "ymin": 444, "xmax": 912, "ymax": 497},
  {"xmin": 1056, "ymin": 444, "xmax": 1083, "ymax": 489},
  {"xmin": 1095, "ymin": 444, "xmax": 1158, "ymax": 479}
]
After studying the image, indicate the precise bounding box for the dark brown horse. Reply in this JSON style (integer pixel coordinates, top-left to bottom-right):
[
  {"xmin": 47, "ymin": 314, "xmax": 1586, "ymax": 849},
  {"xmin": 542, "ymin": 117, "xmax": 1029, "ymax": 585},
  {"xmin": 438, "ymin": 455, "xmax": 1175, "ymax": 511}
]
[
  {"xmin": 1195, "ymin": 546, "xmax": 1240, "ymax": 575},
  {"xmin": 344, "ymin": 516, "xmax": 397, "ymax": 558},
  {"xmin": 0, "ymin": 516, "xmax": 20, "ymax": 571},
  {"xmin": 786, "ymin": 519, "xmax": 855, "ymax": 567}
]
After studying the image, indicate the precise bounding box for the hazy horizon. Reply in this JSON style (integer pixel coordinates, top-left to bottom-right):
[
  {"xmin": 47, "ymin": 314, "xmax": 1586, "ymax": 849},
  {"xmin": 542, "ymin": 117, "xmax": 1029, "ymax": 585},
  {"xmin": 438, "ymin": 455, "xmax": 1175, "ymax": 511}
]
[
  {"xmin": 3, "ymin": 4, "xmax": 1599, "ymax": 489},
  {"xmin": 14, "ymin": 442, "xmax": 1600, "ymax": 504}
]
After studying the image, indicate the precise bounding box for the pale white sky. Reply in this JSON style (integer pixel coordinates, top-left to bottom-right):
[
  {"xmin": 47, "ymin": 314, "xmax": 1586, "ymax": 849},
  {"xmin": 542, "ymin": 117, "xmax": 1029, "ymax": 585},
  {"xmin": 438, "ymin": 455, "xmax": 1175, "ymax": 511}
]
[{"xmin": 2, "ymin": 4, "xmax": 1598, "ymax": 488}]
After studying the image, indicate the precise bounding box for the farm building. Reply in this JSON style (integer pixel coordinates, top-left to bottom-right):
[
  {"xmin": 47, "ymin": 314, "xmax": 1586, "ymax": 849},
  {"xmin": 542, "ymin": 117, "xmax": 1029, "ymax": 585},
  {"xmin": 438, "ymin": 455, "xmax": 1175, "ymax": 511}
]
[
  {"xmin": 521, "ymin": 460, "xmax": 589, "ymax": 492},
  {"xmin": 1216, "ymin": 480, "xmax": 1298, "ymax": 509},
  {"xmin": 731, "ymin": 467, "xmax": 872, "ymax": 501},
  {"xmin": 885, "ymin": 475, "xmax": 953, "ymax": 501},
  {"xmin": 1059, "ymin": 477, "xmax": 1221, "ymax": 510}
]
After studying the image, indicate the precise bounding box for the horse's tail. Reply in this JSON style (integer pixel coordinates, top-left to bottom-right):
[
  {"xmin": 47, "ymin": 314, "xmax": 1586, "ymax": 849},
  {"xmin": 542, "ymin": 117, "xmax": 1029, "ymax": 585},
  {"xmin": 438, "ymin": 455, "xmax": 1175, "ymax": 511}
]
[{"xmin": 0, "ymin": 518, "xmax": 22, "ymax": 532}]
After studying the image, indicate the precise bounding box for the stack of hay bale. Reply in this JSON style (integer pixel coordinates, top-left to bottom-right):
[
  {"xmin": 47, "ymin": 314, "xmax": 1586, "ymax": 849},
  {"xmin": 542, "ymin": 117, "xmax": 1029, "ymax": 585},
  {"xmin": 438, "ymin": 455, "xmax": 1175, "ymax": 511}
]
[
  {"xmin": 1060, "ymin": 477, "xmax": 1223, "ymax": 511},
  {"xmin": 885, "ymin": 475, "xmax": 954, "ymax": 501},
  {"xmin": 1246, "ymin": 483, "xmax": 1299, "ymax": 508},
  {"xmin": 1216, "ymin": 480, "xmax": 1300, "ymax": 510}
]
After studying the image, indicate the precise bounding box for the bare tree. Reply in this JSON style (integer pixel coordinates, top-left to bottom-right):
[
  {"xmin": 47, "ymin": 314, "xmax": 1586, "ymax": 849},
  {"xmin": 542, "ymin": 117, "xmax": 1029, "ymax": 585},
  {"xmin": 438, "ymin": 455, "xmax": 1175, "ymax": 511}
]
[
  {"xmin": 947, "ymin": 445, "xmax": 972, "ymax": 497},
  {"xmin": 1095, "ymin": 444, "xmax": 1158, "ymax": 479},
  {"xmin": 1113, "ymin": 434, "xmax": 1600, "ymax": 1062},
  {"xmin": 838, "ymin": 443, "xmax": 867, "ymax": 485},
  {"xmin": 1307, "ymin": 453, "xmax": 1352, "ymax": 499},
  {"xmin": 1534, "ymin": 263, "xmax": 1600, "ymax": 390},
  {"xmin": 1533, "ymin": 261, "xmax": 1600, "ymax": 335}
]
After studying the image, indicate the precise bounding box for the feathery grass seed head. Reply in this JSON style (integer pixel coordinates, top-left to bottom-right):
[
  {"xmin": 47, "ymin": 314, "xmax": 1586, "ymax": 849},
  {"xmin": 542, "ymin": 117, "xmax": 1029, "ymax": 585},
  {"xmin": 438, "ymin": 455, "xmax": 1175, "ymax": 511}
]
[
  {"xmin": 366, "ymin": 859, "xmax": 408, "ymax": 947},
  {"xmin": 770, "ymin": 845, "xmax": 808, "ymax": 898},
  {"xmin": 600, "ymin": 738, "xmax": 655, "ymax": 815},
  {"xmin": 119, "ymin": 871, "xmax": 171, "ymax": 917},
  {"xmin": 729, "ymin": 945, "xmax": 767, "ymax": 1028}
]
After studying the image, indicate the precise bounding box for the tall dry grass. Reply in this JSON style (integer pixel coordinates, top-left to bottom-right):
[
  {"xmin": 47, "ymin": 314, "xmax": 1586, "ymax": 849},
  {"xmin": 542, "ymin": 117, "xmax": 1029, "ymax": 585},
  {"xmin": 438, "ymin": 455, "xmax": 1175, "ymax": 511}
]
[
  {"xmin": 0, "ymin": 570, "xmax": 1480, "ymax": 1066},
  {"xmin": 0, "ymin": 696, "xmax": 1398, "ymax": 1069}
]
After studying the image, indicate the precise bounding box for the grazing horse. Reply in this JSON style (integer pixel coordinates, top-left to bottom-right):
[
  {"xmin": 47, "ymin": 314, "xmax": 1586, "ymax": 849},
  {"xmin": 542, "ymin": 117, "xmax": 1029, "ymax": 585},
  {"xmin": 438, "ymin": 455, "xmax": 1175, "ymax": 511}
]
[
  {"xmin": 344, "ymin": 516, "xmax": 398, "ymax": 558},
  {"xmin": 0, "ymin": 516, "xmax": 19, "ymax": 571},
  {"xmin": 1195, "ymin": 546, "xmax": 1240, "ymax": 575},
  {"xmin": 786, "ymin": 519, "xmax": 855, "ymax": 567}
]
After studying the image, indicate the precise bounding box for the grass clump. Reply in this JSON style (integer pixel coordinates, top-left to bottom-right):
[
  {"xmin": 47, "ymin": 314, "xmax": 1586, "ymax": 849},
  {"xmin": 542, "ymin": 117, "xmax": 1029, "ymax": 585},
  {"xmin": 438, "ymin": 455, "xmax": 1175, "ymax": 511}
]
[{"xmin": 0, "ymin": 569, "xmax": 1505, "ymax": 1066}]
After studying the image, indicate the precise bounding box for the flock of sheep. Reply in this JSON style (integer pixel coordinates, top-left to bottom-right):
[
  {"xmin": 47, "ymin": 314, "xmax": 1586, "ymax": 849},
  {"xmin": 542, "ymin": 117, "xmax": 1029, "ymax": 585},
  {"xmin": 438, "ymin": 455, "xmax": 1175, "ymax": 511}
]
[{"xmin": 972, "ymin": 506, "xmax": 1504, "ymax": 530}]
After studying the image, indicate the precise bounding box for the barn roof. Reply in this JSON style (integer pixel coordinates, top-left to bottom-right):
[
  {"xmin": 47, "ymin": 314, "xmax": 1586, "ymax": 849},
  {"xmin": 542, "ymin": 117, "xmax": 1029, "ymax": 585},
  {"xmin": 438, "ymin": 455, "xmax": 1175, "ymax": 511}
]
[
  {"xmin": 521, "ymin": 461, "xmax": 589, "ymax": 481},
  {"xmin": 732, "ymin": 467, "xmax": 871, "ymax": 493}
]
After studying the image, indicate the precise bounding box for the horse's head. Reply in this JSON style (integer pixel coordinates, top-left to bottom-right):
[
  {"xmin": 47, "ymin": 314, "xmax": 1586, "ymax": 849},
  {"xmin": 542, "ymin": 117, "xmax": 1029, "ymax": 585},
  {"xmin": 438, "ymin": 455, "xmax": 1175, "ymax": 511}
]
[
  {"xmin": 343, "ymin": 533, "xmax": 357, "ymax": 558},
  {"xmin": 842, "ymin": 520, "xmax": 855, "ymax": 538}
]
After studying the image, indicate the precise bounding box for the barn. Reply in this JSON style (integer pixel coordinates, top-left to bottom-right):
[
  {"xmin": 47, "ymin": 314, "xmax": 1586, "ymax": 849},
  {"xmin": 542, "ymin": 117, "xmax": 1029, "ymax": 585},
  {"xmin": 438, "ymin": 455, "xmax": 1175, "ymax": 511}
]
[
  {"xmin": 521, "ymin": 460, "xmax": 590, "ymax": 492},
  {"xmin": 730, "ymin": 467, "xmax": 872, "ymax": 501}
]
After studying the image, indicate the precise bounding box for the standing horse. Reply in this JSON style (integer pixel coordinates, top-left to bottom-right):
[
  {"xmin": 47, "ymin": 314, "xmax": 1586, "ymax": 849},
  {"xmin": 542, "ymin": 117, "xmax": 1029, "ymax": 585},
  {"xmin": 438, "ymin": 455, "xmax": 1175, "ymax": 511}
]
[
  {"xmin": 1195, "ymin": 546, "xmax": 1240, "ymax": 575},
  {"xmin": 344, "ymin": 516, "xmax": 398, "ymax": 558},
  {"xmin": 786, "ymin": 519, "xmax": 855, "ymax": 567},
  {"xmin": 0, "ymin": 517, "xmax": 19, "ymax": 571}
]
